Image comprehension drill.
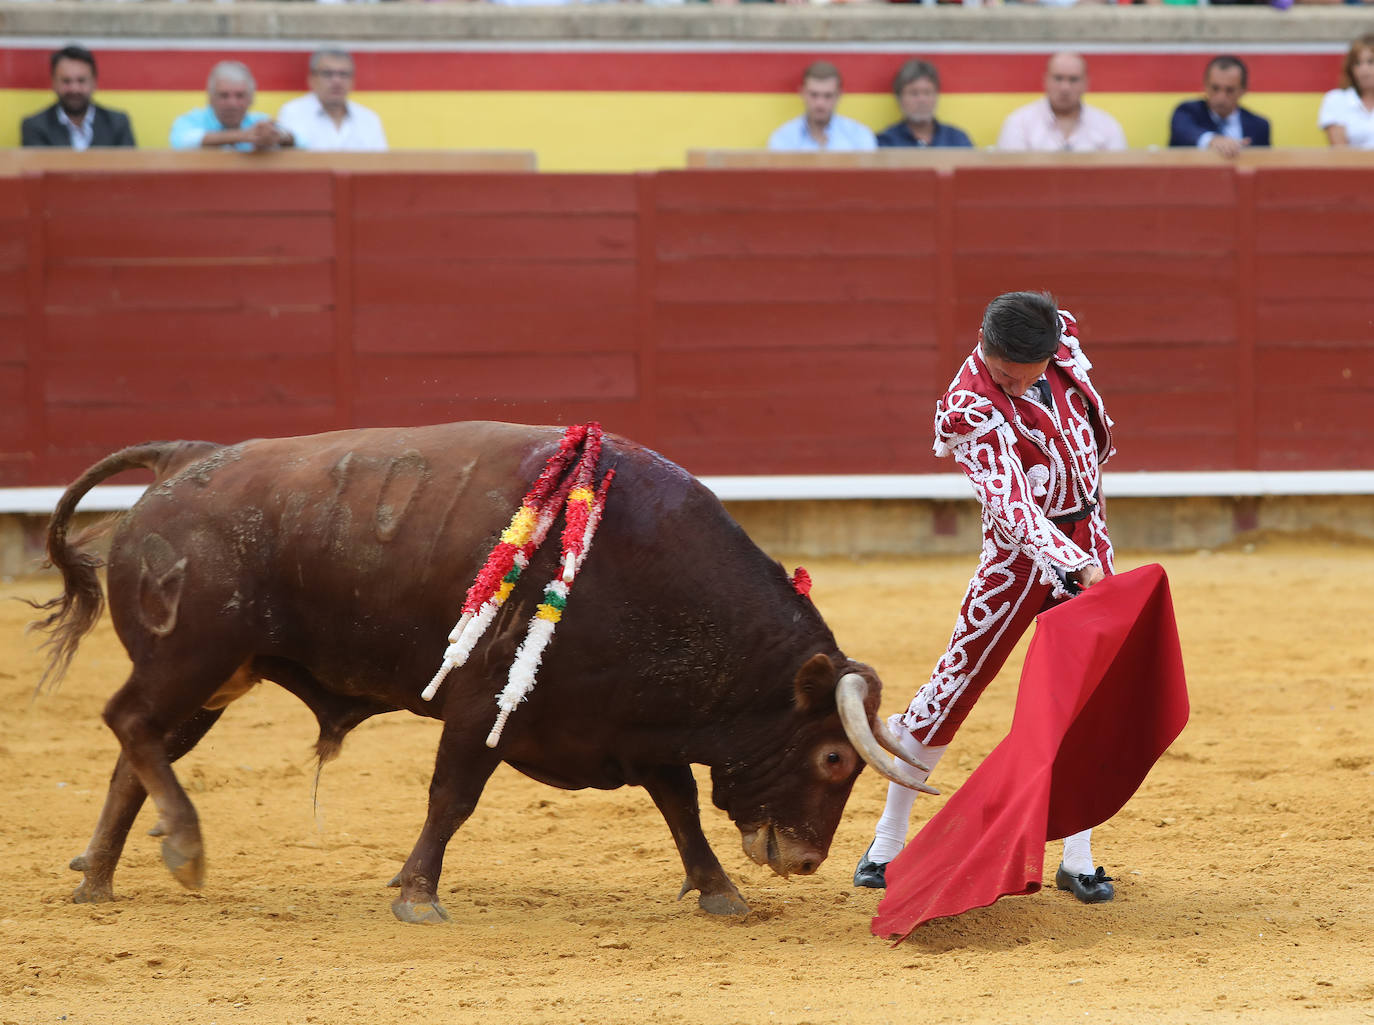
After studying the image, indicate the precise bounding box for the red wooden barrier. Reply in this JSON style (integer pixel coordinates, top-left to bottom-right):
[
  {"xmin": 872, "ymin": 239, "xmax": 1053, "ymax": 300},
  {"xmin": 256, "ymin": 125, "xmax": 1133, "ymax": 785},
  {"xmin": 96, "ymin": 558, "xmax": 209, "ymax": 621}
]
[{"xmin": 2, "ymin": 165, "xmax": 1371, "ymax": 486}]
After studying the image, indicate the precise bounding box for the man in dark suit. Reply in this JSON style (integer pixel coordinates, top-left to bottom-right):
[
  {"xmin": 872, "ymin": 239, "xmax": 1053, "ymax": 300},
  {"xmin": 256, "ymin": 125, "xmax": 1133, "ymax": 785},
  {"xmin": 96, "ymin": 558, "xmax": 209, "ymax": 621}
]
[
  {"xmin": 1169, "ymin": 55, "xmax": 1269, "ymax": 158},
  {"xmin": 21, "ymin": 45, "xmax": 136, "ymax": 149}
]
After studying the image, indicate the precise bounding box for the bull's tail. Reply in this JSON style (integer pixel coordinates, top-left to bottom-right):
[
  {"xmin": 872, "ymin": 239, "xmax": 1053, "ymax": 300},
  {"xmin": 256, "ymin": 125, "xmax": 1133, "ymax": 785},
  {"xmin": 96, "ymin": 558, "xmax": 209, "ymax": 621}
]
[{"xmin": 26, "ymin": 440, "xmax": 222, "ymax": 694}]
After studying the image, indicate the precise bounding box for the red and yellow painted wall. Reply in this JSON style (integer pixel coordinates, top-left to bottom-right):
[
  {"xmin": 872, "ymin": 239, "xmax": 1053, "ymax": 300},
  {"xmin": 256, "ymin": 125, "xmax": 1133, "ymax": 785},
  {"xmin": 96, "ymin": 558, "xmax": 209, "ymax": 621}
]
[{"xmin": 0, "ymin": 43, "xmax": 1349, "ymax": 169}]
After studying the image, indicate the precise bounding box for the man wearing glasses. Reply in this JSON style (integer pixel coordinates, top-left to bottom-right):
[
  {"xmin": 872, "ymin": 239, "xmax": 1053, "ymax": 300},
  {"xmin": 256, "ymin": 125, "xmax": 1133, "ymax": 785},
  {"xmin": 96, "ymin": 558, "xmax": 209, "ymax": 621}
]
[{"xmin": 277, "ymin": 49, "xmax": 388, "ymax": 152}]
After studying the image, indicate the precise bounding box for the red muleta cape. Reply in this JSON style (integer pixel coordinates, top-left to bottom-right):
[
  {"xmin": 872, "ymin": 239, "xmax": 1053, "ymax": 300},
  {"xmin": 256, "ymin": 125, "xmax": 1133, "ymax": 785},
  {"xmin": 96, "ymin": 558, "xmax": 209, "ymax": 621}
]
[{"xmin": 872, "ymin": 563, "xmax": 1189, "ymax": 941}]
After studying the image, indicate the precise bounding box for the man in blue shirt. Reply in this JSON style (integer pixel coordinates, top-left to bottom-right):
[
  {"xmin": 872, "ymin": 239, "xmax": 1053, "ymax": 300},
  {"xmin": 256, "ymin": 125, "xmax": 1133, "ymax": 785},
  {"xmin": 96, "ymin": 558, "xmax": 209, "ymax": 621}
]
[
  {"xmin": 170, "ymin": 60, "xmax": 294, "ymax": 152},
  {"xmin": 877, "ymin": 60, "xmax": 974, "ymax": 149},
  {"xmin": 768, "ymin": 61, "xmax": 876, "ymax": 152},
  {"xmin": 1168, "ymin": 55, "xmax": 1271, "ymax": 159}
]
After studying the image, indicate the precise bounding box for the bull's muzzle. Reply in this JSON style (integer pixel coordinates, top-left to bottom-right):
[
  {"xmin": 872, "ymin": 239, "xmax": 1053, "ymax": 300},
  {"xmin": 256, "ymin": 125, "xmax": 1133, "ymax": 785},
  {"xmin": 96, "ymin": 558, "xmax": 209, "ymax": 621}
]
[{"xmin": 739, "ymin": 824, "xmax": 824, "ymax": 879}]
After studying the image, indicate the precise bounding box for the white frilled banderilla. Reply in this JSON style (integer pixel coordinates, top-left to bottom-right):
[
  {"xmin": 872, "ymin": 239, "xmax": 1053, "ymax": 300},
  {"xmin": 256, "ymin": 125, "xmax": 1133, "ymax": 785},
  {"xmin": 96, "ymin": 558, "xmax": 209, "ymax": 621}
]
[{"xmin": 422, "ymin": 422, "xmax": 615, "ymax": 748}]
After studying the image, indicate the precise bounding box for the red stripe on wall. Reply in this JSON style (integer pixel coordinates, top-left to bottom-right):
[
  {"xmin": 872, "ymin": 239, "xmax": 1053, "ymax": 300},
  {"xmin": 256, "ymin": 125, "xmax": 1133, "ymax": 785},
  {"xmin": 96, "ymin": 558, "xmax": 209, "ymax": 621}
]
[{"xmin": 0, "ymin": 48, "xmax": 1345, "ymax": 94}]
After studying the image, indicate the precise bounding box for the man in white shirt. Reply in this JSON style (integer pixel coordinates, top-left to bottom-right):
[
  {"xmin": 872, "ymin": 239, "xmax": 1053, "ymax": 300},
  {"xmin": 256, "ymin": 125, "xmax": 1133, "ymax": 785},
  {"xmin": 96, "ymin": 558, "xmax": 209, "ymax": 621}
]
[
  {"xmin": 277, "ymin": 49, "xmax": 388, "ymax": 152},
  {"xmin": 768, "ymin": 61, "xmax": 877, "ymax": 153},
  {"xmin": 997, "ymin": 52, "xmax": 1126, "ymax": 153}
]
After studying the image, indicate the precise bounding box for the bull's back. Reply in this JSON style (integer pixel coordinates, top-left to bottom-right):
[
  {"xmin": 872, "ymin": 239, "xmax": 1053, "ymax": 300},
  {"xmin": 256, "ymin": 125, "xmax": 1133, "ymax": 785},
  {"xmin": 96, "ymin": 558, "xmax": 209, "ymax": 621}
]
[{"xmin": 104, "ymin": 421, "xmax": 714, "ymax": 706}]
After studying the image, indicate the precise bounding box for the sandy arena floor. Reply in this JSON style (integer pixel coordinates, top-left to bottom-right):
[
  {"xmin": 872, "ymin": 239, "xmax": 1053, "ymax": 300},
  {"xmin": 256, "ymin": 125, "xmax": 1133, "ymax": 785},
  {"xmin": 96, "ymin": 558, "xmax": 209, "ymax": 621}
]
[{"xmin": 2, "ymin": 535, "xmax": 1372, "ymax": 1025}]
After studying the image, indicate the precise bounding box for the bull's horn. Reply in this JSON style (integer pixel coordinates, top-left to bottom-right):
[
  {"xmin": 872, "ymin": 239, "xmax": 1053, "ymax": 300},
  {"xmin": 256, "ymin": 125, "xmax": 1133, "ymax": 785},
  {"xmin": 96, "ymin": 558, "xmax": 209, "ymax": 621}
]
[
  {"xmin": 836, "ymin": 673, "xmax": 940, "ymax": 796},
  {"xmin": 874, "ymin": 717, "xmax": 933, "ymax": 774}
]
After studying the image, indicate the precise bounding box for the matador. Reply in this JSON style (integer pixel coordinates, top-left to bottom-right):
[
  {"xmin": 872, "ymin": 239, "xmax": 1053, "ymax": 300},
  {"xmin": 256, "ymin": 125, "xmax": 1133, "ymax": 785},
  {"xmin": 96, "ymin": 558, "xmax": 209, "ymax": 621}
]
[{"xmin": 855, "ymin": 290, "xmax": 1118, "ymax": 904}]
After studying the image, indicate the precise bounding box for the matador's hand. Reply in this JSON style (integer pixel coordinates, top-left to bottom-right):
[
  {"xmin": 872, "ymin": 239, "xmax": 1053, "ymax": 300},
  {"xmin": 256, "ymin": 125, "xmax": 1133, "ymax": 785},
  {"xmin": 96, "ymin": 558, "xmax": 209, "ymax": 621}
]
[{"xmin": 1072, "ymin": 565, "xmax": 1105, "ymax": 590}]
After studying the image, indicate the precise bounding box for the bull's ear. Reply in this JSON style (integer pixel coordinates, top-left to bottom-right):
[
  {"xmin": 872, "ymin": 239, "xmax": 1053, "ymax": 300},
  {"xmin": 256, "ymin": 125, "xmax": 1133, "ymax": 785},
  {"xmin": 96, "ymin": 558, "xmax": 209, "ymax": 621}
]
[{"xmin": 793, "ymin": 652, "xmax": 837, "ymax": 712}]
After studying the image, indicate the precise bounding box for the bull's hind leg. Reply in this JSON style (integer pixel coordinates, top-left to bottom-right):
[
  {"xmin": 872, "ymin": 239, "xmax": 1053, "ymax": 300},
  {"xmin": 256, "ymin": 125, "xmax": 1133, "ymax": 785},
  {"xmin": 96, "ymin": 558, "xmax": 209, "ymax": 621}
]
[
  {"xmin": 71, "ymin": 706, "xmax": 224, "ymax": 903},
  {"xmin": 99, "ymin": 651, "xmax": 249, "ymax": 892},
  {"xmin": 643, "ymin": 764, "xmax": 749, "ymax": 916},
  {"xmin": 392, "ymin": 715, "xmax": 503, "ymax": 925}
]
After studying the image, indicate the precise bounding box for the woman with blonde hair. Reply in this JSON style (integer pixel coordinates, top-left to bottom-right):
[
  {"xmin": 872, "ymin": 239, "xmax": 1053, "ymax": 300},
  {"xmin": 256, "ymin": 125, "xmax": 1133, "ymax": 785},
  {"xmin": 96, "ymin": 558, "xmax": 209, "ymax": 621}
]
[{"xmin": 1319, "ymin": 34, "xmax": 1374, "ymax": 148}]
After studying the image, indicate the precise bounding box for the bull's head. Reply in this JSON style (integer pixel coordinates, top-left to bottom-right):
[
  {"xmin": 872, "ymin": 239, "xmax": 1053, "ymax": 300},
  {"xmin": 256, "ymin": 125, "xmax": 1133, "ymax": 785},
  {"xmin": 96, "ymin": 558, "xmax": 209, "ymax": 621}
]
[{"xmin": 716, "ymin": 653, "xmax": 936, "ymax": 879}]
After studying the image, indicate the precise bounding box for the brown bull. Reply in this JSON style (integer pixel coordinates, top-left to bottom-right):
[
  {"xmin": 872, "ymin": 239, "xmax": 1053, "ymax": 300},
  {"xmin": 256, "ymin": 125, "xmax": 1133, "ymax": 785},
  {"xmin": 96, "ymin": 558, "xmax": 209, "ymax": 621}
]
[{"xmin": 32, "ymin": 421, "xmax": 930, "ymax": 922}]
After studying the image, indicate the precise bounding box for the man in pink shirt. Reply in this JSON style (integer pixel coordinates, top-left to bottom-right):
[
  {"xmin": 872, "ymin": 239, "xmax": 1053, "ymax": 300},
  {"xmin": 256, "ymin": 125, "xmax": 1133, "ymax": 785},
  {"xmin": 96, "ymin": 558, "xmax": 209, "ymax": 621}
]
[{"xmin": 997, "ymin": 52, "xmax": 1127, "ymax": 152}]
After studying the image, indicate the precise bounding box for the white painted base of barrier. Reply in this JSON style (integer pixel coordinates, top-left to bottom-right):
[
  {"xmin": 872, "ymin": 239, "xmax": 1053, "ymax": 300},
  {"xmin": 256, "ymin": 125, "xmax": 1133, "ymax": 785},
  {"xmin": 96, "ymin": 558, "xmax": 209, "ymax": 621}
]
[{"xmin": 2, "ymin": 470, "xmax": 1373, "ymax": 516}]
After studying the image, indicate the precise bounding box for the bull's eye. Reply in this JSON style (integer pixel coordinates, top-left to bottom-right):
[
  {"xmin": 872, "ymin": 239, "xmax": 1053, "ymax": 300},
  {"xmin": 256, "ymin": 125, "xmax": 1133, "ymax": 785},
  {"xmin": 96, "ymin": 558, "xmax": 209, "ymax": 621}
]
[{"xmin": 814, "ymin": 746, "xmax": 855, "ymax": 781}]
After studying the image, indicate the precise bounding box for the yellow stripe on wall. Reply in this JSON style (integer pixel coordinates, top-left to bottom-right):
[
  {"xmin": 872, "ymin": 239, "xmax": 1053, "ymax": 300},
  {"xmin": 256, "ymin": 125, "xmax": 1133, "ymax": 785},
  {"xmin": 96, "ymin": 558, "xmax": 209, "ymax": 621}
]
[{"xmin": 2, "ymin": 89, "xmax": 1330, "ymax": 170}]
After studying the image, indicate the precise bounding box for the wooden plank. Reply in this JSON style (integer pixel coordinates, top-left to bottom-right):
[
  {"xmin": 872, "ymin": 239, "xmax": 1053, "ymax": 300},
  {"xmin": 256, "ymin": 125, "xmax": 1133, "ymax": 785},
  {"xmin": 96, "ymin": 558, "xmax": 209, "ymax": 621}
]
[
  {"xmin": 350, "ymin": 174, "xmax": 635, "ymax": 216},
  {"xmin": 352, "ymin": 213, "xmax": 636, "ymax": 262},
  {"xmin": 656, "ymin": 347, "xmax": 934, "ymax": 398},
  {"xmin": 654, "ymin": 209, "xmax": 936, "ymax": 258},
  {"xmin": 0, "ymin": 364, "xmax": 25, "ymax": 453},
  {"xmin": 1255, "ymin": 300, "xmax": 1374, "ymax": 345},
  {"xmin": 351, "ymin": 304, "xmax": 638, "ymax": 355},
  {"xmin": 1253, "ymin": 169, "xmax": 1374, "ymax": 210},
  {"xmin": 0, "ymin": 314, "xmax": 25, "ymax": 362},
  {"xmin": 354, "ymin": 353, "xmax": 638, "ymax": 402},
  {"xmin": 0, "ymin": 219, "xmax": 26, "ymax": 263},
  {"xmin": 42, "ymin": 172, "xmax": 335, "ymax": 214},
  {"xmin": 0, "ymin": 178, "xmax": 28, "ymax": 218},
  {"xmin": 654, "ymin": 255, "xmax": 932, "ymax": 304},
  {"xmin": 0, "ymin": 265, "xmax": 25, "ymax": 316},
  {"xmin": 1093, "ymin": 344, "xmax": 1240, "ymax": 395},
  {"xmin": 1253, "ymin": 208, "xmax": 1374, "ymax": 254},
  {"xmin": 952, "ymin": 206, "xmax": 1235, "ymax": 255},
  {"xmin": 1255, "ymin": 345, "xmax": 1373, "ymax": 393},
  {"xmin": 332, "ymin": 174, "xmax": 354, "ymax": 431},
  {"xmin": 654, "ymin": 300, "xmax": 937, "ymax": 352},
  {"xmin": 633, "ymin": 171, "xmax": 658, "ymax": 452},
  {"xmin": 349, "ymin": 398, "xmax": 647, "ymax": 438},
  {"xmin": 1233, "ymin": 166, "xmax": 1258, "ymax": 470},
  {"xmin": 354, "ymin": 260, "xmax": 634, "ymax": 308},
  {"xmin": 45, "ymin": 309, "xmax": 334, "ymax": 356},
  {"xmin": 953, "ymin": 254, "xmax": 1235, "ymax": 304},
  {"xmin": 1103, "ymin": 436, "xmax": 1238, "ymax": 473},
  {"xmin": 49, "ymin": 261, "xmax": 335, "ymax": 309},
  {"xmin": 953, "ymin": 166, "xmax": 1235, "ymax": 208},
  {"xmin": 44, "ymin": 404, "xmax": 339, "ymax": 449},
  {"xmin": 1256, "ymin": 433, "xmax": 1371, "ymax": 472},
  {"xmin": 44, "ymin": 356, "xmax": 336, "ymax": 407},
  {"xmin": 46, "ymin": 214, "xmax": 336, "ymax": 261},
  {"xmin": 655, "ymin": 397, "xmax": 933, "ymax": 474},
  {"xmin": 1107, "ymin": 390, "xmax": 1237, "ymax": 436},
  {"xmin": 1255, "ymin": 253, "xmax": 1374, "ymax": 300},
  {"xmin": 654, "ymin": 170, "xmax": 940, "ymax": 212}
]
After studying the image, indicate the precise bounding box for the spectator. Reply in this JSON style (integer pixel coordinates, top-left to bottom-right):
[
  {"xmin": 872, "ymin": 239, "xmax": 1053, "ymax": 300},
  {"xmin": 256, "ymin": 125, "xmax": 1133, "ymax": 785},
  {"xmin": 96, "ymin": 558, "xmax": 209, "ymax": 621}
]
[
  {"xmin": 768, "ymin": 61, "xmax": 876, "ymax": 152},
  {"xmin": 276, "ymin": 48, "xmax": 388, "ymax": 152},
  {"xmin": 1169, "ymin": 56, "xmax": 1271, "ymax": 157},
  {"xmin": 170, "ymin": 61, "xmax": 294, "ymax": 152},
  {"xmin": 1319, "ymin": 34, "xmax": 1374, "ymax": 149},
  {"xmin": 21, "ymin": 44, "xmax": 135, "ymax": 149},
  {"xmin": 997, "ymin": 52, "xmax": 1126, "ymax": 152},
  {"xmin": 876, "ymin": 59, "xmax": 973, "ymax": 149}
]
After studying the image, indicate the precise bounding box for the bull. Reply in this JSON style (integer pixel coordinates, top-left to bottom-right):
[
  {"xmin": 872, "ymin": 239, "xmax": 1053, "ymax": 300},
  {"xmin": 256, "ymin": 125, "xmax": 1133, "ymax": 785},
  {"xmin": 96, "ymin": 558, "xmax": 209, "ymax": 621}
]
[{"xmin": 31, "ymin": 421, "xmax": 931, "ymax": 922}]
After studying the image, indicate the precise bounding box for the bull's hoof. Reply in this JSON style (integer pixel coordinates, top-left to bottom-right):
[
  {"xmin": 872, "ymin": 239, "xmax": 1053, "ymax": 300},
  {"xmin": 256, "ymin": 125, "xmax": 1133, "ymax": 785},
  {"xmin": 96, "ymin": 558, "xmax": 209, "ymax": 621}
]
[
  {"xmin": 71, "ymin": 878, "xmax": 116, "ymax": 904},
  {"xmin": 391, "ymin": 897, "xmax": 451, "ymax": 925},
  {"xmin": 698, "ymin": 890, "xmax": 750, "ymax": 917},
  {"xmin": 161, "ymin": 837, "xmax": 205, "ymax": 890}
]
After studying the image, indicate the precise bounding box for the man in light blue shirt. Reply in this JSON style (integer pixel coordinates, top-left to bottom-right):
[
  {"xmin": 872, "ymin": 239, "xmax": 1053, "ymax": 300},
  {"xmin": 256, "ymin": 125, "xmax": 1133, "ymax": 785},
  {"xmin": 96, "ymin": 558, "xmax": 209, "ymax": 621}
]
[
  {"xmin": 768, "ymin": 61, "xmax": 877, "ymax": 153},
  {"xmin": 170, "ymin": 60, "xmax": 295, "ymax": 152}
]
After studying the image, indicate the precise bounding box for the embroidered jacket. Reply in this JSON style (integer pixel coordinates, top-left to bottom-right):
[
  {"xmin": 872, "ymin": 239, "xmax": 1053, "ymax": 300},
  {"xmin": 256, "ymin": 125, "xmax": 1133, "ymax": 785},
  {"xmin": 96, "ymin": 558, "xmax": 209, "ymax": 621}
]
[{"xmin": 933, "ymin": 310, "xmax": 1115, "ymax": 588}]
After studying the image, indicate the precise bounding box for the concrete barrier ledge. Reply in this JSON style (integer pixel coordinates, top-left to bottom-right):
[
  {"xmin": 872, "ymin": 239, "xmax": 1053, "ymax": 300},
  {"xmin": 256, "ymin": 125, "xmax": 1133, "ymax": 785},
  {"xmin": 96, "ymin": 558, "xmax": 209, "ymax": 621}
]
[{"xmin": 1, "ymin": 3, "xmax": 1371, "ymax": 46}]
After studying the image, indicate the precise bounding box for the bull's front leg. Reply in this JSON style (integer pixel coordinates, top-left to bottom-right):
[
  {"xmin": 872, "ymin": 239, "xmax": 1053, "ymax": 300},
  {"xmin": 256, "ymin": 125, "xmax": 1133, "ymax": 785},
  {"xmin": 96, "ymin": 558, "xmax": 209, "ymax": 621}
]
[
  {"xmin": 642, "ymin": 764, "xmax": 749, "ymax": 917},
  {"xmin": 392, "ymin": 715, "xmax": 502, "ymax": 925}
]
